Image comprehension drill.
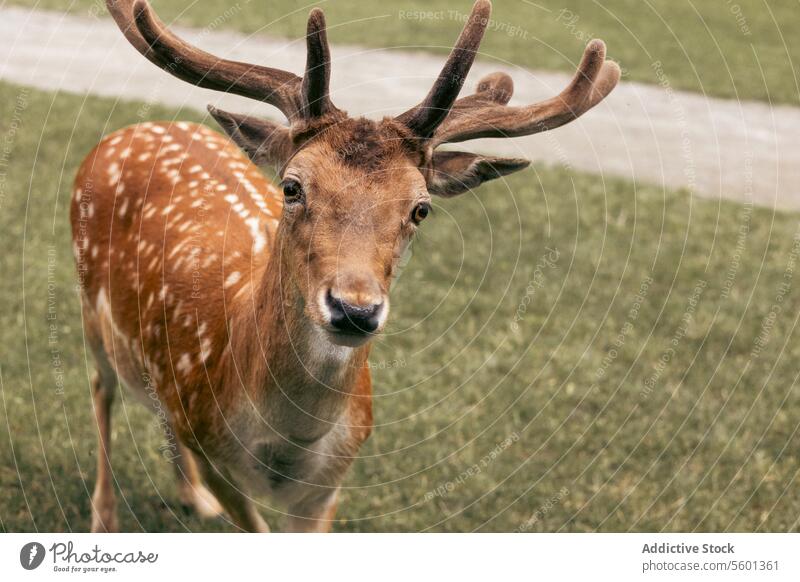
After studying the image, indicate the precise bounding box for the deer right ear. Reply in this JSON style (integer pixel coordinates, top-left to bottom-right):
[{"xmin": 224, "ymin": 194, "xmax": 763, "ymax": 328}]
[
  {"xmin": 207, "ymin": 105, "xmax": 294, "ymax": 170},
  {"xmin": 426, "ymin": 150, "xmax": 530, "ymax": 198}
]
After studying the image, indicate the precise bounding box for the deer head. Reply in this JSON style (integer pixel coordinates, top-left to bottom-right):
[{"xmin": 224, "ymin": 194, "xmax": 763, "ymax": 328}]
[{"xmin": 108, "ymin": 0, "xmax": 619, "ymax": 348}]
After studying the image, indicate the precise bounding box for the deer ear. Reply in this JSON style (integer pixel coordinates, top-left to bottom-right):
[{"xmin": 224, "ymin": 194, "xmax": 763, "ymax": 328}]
[
  {"xmin": 426, "ymin": 151, "xmax": 530, "ymax": 197},
  {"xmin": 207, "ymin": 105, "xmax": 294, "ymax": 169}
]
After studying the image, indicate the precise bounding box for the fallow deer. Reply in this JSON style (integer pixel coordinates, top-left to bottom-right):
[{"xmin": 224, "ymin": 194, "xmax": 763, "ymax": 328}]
[{"xmin": 73, "ymin": 0, "xmax": 619, "ymax": 532}]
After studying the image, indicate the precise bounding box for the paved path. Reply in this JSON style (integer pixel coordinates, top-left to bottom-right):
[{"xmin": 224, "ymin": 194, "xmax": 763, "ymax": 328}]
[{"xmin": 2, "ymin": 6, "xmax": 799, "ymax": 210}]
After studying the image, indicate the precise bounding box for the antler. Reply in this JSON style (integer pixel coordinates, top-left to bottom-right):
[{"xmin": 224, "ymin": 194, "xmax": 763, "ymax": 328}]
[
  {"xmin": 108, "ymin": 0, "xmax": 619, "ymax": 168},
  {"xmin": 396, "ymin": 0, "xmax": 491, "ymax": 139},
  {"xmin": 106, "ymin": 0, "xmax": 338, "ymax": 123},
  {"xmin": 430, "ymin": 39, "xmax": 621, "ymax": 146}
]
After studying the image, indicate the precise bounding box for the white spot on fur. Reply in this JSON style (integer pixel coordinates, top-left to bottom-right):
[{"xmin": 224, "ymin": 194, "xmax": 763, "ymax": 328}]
[
  {"xmin": 225, "ymin": 272, "xmax": 241, "ymax": 288},
  {"xmin": 200, "ymin": 337, "xmax": 213, "ymax": 363},
  {"xmin": 176, "ymin": 353, "xmax": 192, "ymax": 375},
  {"xmin": 169, "ymin": 239, "xmax": 189, "ymax": 259},
  {"xmin": 173, "ymin": 300, "xmax": 183, "ymax": 323},
  {"xmin": 201, "ymin": 253, "xmax": 217, "ymax": 269},
  {"xmin": 245, "ymin": 217, "xmax": 266, "ymax": 253}
]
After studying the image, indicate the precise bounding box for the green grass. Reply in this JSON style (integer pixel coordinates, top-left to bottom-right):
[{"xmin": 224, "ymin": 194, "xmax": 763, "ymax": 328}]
[
  {"xmin": 9, "ymin": 0, "xmax": 800, "ymax": 105},
  {"xmin": 2, "ymin": 79, "xmax": 800, "ymax": 532}
]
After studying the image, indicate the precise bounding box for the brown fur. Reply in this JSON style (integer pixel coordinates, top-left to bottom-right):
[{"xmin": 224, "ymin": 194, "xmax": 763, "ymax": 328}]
[{"xmin": 72, "ymin": 119, "xmax": 421, "ymax": 532}]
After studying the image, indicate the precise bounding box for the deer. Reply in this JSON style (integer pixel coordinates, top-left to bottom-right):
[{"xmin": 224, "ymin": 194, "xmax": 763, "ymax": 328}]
[{"xmin": 72, "ymin": 0, "xmax": 619, "ymax": 532}]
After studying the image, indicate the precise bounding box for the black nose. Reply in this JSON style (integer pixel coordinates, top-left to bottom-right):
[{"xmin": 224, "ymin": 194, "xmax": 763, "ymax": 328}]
[{"xmin": 326, "ymin": 290, "xmax": 383, "ymax": 334}]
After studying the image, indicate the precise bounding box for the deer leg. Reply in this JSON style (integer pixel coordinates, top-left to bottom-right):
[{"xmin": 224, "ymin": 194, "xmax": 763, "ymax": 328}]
[
  {"xmin": 285, "ymin": 487, "xmax": 340, "ymax": 533},
  {"xmin": 169, "ymin": 439, "xmax": 224, "ymax": 519},
  {"xmin": 90, "ymin": 369, "xmax": 118, "ymax": 533},
  {"xmin": 193, "ymin": 455, "xmax": 270, "ymax": 532}
]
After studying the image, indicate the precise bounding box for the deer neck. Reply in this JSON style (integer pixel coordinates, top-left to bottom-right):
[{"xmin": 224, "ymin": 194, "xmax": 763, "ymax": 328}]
[{"xmin": 226, "ymin": 226, "xmax": 368, "ymax": 439}]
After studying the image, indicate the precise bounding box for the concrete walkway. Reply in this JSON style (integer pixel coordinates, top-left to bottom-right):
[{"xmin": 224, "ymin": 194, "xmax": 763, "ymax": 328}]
[{"xmin": 2, "ymin": 6, "xmax": 798, "ymax": 210}]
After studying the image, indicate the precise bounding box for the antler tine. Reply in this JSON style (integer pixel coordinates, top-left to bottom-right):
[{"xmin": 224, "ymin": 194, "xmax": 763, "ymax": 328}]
[
  {"xmin": 562, "ymin": 39, "xmax": 618, "ymax": 112},
  {"xmin": 107, "ymin": 0, "xmax": 304, "ymax": 121},
  {"xmin": 447, "ymin": 71, "xmax": 515, "ymax": 113},
  {"xmin": 432, "ymin": 39, "xmax": 621, "ymax": 145},
  {"xmin": 301, "ymin": 8, "xmax": 338, "ymax": 118},
  {"xmin": 397, "ymin": 0, "xmax": 492, "ymax": 139},
  {"xmin": 107, "ymin": 0, "xmax": 157, "ymax": 60}
]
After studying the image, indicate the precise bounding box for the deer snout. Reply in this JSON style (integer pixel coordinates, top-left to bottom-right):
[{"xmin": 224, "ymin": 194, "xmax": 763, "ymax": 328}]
[
  {"xmin": 320, "ymin": 273, "xmax": 387, "ymax": 337},
  {"xmin": 326, "ymin": 290, "xmax": 384, "ymax": 334}
]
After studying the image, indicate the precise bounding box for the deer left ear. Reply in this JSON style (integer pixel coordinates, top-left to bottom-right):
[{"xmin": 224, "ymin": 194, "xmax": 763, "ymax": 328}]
[
  {"xmin": 207, "ymin": 105, "xmax": 294, "ymax": 170},
  {"xmin": 426, "ymin": 151, "xmax": 530, "ymax": 197}
]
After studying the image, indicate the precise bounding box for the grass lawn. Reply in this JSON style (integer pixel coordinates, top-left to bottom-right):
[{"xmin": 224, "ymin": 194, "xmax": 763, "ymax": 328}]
[
  {"xmin": 10, "ymin": 0, "xmax": 800, "ymax": 106},
  {"xmin": 1, "ymin": 79, "xmax": 800, "ymax": 532}
]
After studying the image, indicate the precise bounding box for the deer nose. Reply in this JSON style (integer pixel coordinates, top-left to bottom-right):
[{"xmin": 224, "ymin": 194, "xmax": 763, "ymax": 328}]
[{"xmin": 325, "ymin": 289, "xmax": 384, "ymax": 334}]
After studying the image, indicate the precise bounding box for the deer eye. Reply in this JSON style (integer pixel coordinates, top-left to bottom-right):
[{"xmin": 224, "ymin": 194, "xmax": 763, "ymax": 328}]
[
  {"xmin": 280, "ymin": 178, "xmax": 304, "ymax": 204},
  {"xmin": 411, "ymin": 202, "xmax": 431, "ymax": 224}
]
